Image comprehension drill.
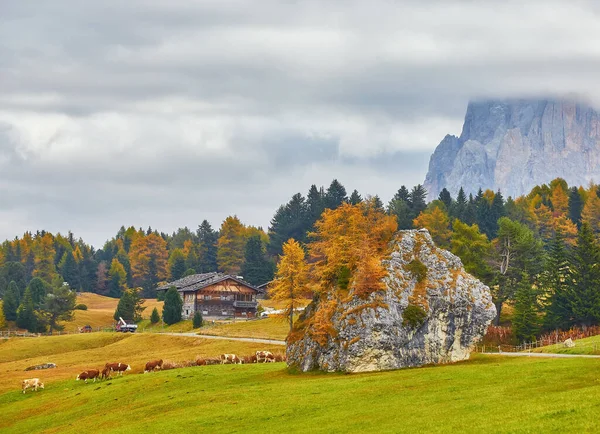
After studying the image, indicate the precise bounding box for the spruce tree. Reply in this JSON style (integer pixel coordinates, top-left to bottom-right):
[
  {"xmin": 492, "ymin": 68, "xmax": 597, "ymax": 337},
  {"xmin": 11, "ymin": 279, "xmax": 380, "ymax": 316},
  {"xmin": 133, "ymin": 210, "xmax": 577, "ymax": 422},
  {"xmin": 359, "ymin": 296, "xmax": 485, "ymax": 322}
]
[
  {"xmin": 16, "ymin": 287, "xmax": 38, "ymax": 332},
  {"xmin": 241, "ymin": 235, "xmax": 274, "ymax": 286},
  {"xmin": 27, "ymin": 277, "xmax": 50, "ymax": 308},
  {"xmin": 113, "ymin": 288, "xmax": 145, "ymax": 322},
  {"xmin": 2, "ymin": 281, "xmax": 19, "ymax": 321},
  {"xmin": 387, "ymin": 199, "xmax": 413, "ymax": 230},
  {"xmin": 392, "ymin": 186, "xmax": 411, "ymax": 203},
  {"xmin": 570, "ymin": 223, "xmax": 600, "ymax": 326},
  {"xmin": 543, "ymin": 234, "xmax": 573, "ymax": 330},
  {"xmin": 162, "ymin": 287, "xmax": 183, "ymax": 325},
  {"xmin": 168, "ymin": 249, "xmax": 187, "ymax": 281},
  {"xmin": 349, "ymin": 189, "xmax": 362, "ymax": 205},
  {"xmin": 438, "ymin": 188, "xmax": 453, "ymax": 210},
  {"xmin": 568, "ymin": 187, "xmax": 584, "ymax": 228},
  {"xmin": 150, "ymin": 307, "xmax": 160, "ymax": 324},
  {"xmin": 267, "ymin": 193, "xmax": 308, "ymax": 256},
  {"xmin": 324, "ymin": 179, "xmax": 347, "ymax": 210},
  {"xmin": 409, "ymin": 185, "xmax": 428, "ymax": 218},
  {"xmin": 306, "ymin": 184, "xmax": 325, "ymax": 228},
  {"xmin": 59, "ymin": 251, "xmax": 79, "ymax": 289},
  {"xmin": 197, "ymin": 220, "xmax": 219, "ymax": 273},
  {"xmin": 512, "ymin": 273, "xmax": 540, "ymax": 342},
  {"xmin": 192, "ymin": 310, "xmax": 203, "ymax": 328},
  {"xmin": 489, "ymin": 191, "xmax": 506, "ymax": 238},
  {"xmin": 451, "ymin": 187, "xmax": 468, "ymax": 221}
]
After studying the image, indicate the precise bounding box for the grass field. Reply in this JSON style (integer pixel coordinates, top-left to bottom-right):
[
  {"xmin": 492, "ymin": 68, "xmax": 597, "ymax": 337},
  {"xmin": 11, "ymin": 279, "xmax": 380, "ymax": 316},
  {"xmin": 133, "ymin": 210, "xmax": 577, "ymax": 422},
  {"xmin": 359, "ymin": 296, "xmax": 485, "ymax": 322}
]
[
  {"xmin": 533, "ymin": 334, "xmax": 600, "ymax": 355},
  {"xmin": 66, "ymin": 293, "xmax": 163, "ymax": 331},
  {"xmin": 0, "ymin": 333, "xmax": 281, "ymax": 395},
  {"xmin": 258, "ymin": 297, "xmax": 312, "ymax": 310},
  {"xmin": 197, "ymin": 317, "xmax": 289, "ymax": 341},
  {"xmin": 2, "ymin": 353, "xmax": 600, "ymax": 433}
]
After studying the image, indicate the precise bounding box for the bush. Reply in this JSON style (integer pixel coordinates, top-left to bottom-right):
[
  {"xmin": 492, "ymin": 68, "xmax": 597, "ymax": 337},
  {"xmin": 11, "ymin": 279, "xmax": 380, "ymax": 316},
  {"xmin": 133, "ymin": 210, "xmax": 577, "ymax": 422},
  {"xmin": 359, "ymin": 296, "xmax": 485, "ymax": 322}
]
[
  {"xmin": 192, "ymin": 310, "xmax": 203, "ymax": 328},
  {"xmin": 402, "ymin": 304, "xmax": 427, "ymax": 328},
  {"xmin": 406, "ymin": 259, "xmax": 428, "ymax": 283},
  {"xmin": 150, "ymin": 307, "xmax": 160, "ymax": 324},
  {"xmin": 74, "ymin": 303, "xmax": 88, "ymax": 310}
]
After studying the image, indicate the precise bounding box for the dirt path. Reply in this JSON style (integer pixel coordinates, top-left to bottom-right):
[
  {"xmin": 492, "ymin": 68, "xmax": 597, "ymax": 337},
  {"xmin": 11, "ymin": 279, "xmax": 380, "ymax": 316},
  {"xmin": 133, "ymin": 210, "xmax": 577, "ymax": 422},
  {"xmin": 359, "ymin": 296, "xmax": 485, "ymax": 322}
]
[
  {"xmin": 155, "ymin": 332, "xmax": 286, "ymax": 346},
  {"xmin": 483, "ymin": 352, "xmax": 600, "ymax": 359}
]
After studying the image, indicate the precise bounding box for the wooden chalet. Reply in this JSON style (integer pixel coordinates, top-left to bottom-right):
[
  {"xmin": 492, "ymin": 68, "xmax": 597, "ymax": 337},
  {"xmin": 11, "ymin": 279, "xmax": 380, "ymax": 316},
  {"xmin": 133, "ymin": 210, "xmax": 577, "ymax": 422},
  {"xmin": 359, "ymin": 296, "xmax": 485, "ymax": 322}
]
[{"xmin": 157, "ymin": 272, "xmax": 261, "ymax": 319}]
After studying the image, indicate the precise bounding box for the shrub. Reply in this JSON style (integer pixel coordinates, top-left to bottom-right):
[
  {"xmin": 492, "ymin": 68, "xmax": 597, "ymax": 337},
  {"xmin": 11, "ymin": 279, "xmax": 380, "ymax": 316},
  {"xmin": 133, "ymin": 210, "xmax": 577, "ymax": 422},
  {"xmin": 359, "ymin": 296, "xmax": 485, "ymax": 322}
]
[
  {"xmin": 192, "ymin": 310, "xmax": 203, "ymax": 328},
  {"xmin": 402, "ymin": 304, "xmax": 427, "ymax": 328},
  {"xmin": 150, "ymin": 307, "xmax": 160, "ymax": 324},
  {"xmin": 74, "ymin": 303, "xmax": 88, "ymax": 310},
  {"xmin": 406, "ymin": 259, "xmax": 428, "ymax": 283}
]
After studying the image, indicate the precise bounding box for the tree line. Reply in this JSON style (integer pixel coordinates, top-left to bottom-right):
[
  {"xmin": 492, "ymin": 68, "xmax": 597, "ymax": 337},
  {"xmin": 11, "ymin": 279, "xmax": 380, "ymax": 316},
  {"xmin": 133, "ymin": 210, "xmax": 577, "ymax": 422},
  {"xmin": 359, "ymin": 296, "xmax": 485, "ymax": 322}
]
[{"xmin": 2, "ymin": 177, "xmax": 600, "ymax": 339}]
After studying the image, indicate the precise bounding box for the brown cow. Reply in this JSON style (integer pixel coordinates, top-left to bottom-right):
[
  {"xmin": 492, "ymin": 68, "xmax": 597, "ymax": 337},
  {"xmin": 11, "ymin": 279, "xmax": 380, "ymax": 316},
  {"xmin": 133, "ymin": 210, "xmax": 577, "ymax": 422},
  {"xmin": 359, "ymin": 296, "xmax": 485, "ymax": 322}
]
[
  {"xmin": 220, "ymin": 354, "xmax": 242, "ymax": 365},
  {"xmin": 76, "ymin": 369, "xmax": 100, "ymax": 383},
  {"xmin": 144, "ymin": 359, "xmax": 163, "ymax": 373},
  {"xmin": 256, "ymin": 351, "xmax": 275, "ymax": 363},
  {"xmin": 101, "ymin": 366, "xmax": 112, "ymax": 380},
  {"xmin": 22, "ymin": 378, "xmax": 44, "ymax": 393},
  {"xmin": 105, "ymin": 362, "xmax": 131, "ymax": 376}
]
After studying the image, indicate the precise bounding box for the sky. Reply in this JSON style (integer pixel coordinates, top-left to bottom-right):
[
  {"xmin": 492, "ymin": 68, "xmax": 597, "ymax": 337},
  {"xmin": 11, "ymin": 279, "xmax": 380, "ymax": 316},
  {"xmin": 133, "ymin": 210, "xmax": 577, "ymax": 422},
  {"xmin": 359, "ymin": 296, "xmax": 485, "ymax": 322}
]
[{"xmin": 2, "ymin": 0, "xmax": 600, "ymax": 247}]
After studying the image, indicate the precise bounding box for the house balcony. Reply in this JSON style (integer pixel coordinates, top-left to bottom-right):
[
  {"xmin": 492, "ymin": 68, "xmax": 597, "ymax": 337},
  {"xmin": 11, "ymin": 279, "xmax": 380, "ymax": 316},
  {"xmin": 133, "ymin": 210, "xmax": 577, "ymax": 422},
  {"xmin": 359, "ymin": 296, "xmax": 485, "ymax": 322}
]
[{"xmin": 233, "ymin": 301, "xmax": 258, "ymax": 309}]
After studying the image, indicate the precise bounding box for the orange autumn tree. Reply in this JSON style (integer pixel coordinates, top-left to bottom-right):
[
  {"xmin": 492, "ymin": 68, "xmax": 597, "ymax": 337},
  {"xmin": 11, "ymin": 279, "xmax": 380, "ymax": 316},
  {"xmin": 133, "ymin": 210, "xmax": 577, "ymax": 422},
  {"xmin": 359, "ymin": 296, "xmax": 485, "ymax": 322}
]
[
  {"xmin": 412, "ymin": 203, "xmax": 451, "ymax": 247},
  {"xmin": 270, "ymin": 238, "xmax": 309, "ymax": 331},
  {"xmin": 129, "ymin": 233, "xmax": 168, "ymax": 293}
]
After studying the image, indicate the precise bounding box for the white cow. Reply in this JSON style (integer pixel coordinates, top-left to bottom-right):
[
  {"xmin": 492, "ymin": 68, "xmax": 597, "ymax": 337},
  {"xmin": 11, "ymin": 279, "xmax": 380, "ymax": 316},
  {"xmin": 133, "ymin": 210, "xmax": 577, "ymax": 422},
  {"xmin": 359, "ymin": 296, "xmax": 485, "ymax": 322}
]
[{"xmin": 22, "ymin": 378, "xmax": 44, "ymax": 394}]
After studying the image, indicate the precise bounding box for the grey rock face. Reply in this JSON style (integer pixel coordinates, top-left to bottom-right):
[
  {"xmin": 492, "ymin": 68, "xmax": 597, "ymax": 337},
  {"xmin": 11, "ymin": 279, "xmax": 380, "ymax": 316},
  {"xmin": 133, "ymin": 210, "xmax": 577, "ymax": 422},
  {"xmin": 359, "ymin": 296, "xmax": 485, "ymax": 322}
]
[
  {"xmin": 424, "ymin": 99, "xmax": 600, "ymax": 200},
  {"xmin": 286, "ymin": 229, "xmax": 496, "ymax": 373}
]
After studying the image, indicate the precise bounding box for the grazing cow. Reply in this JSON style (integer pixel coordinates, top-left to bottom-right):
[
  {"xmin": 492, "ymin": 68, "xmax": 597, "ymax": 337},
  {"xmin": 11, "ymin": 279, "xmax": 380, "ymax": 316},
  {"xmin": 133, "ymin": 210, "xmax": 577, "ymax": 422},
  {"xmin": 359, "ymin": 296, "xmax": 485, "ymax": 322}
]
[
  {"xmin": 220, "ymin": 354, "xmax": 242, "ymax": 365},
  {"xmin": 22, "ymin": 378, "xmax": 44, "ymax": 394},
  {"xmin": 144, "ymin": 359, "xmax": 163, "ymax": 373},
  {"xmin": 76, "ymin": 369, "xmax": 100, "ymax": 383},
  {"xmin": 105, "ymin": 362, "xmax": 131, "ymax": 376},
  {"xmin": 101, "ymin": 366, "xmax": 112, "ymax": 380},
  {"xmin": 256, "ymin": 351, "xmax": 275, "ymax": 363},
  {"xmin": 242, "ymin": 354, "xmax": 258, "ymax": 364}
]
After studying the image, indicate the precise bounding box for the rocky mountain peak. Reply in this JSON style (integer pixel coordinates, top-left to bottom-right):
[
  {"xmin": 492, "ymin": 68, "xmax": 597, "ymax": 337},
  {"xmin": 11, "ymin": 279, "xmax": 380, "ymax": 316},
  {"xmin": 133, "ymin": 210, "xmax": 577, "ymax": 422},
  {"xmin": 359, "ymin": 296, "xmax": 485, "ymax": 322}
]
[{"xmin": 424, "ymin": 98, "xmax": 600, "ymax": 200}]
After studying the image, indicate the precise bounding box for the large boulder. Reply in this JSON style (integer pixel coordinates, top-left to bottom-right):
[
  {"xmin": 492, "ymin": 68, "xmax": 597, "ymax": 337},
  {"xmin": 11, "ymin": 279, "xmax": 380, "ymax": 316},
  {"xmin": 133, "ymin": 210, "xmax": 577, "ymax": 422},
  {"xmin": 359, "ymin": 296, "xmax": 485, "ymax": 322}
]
[{"xmin": 287, "ymin": 229, "xmax": 496, "ymax": 372}]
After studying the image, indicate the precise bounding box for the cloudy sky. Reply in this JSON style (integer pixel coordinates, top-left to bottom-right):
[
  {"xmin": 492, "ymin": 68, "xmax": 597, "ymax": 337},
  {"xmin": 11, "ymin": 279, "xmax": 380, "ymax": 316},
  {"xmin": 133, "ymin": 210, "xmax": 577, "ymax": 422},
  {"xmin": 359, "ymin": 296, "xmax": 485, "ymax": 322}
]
[{"xmin": 1, "ymin": 1, "xmax": 600, "ymax": 246}]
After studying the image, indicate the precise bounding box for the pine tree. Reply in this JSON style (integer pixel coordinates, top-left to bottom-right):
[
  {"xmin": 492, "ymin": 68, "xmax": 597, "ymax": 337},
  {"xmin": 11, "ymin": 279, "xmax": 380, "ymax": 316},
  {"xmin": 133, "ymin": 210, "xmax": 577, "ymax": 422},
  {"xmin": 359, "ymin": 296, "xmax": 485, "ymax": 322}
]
[
  {"xmin": 167, "ymin": 249, "xmax": 187, "ymax": 281},
  {"xmin": 270, "ymin": 239, "xmax": 309, "ymax": 331},
  {"xmin": 150, "ymin": 307, "xmax": 160, "ymax": 324},
  {"xmin": 438, "ymin": 188, "xmax": 453, "ymax": 210},
  {"xmin": 16, "ymin": 287, "xmax": 38, "ymax": 332},
  {"xmin": 543, "ymin": 234, "xmax": 573, "ymax": 330},
  {"xmin": 241, "ymin": 235, "xmax": 274, "ymax": 286},
  {"xmin": 512, "ymin": 273, "xmax": 540, "ymax": 342},
  {"xmin": 451, "ymin": 187, "xmax": 468, "ymax": 221},
  {"xmin": 113, "ymin": 288, "xmax": 145, "ymax": 322},
  {"xmin": 489, "ymin": 191, "xmax": 506, "ymax": 238},
  {"xmin": 197, "ymin": 220, "xmax": 218, "ymax": 273},
  {"xmin": 409, "ymin": 185, "xmax": 428, "ymax": 218},
  {"xmin": 392, "ymin": 186, "xmax": 411, "ymax": 203},
  {"xmin": 40, "ymin": 284, "xmax": 77, "ymax": 333},
  {"xmin": 2, "ymin": 280, "xmax": 19, "ymax": 321},
  {"xmin": 570, "ymin": 223, "xmax": 600, "ymax": 326},
  {"xmin": 568, "ymin": 186, "xmax": 584, "ymax": 228},
  {"xmin": 324, "ymin": 179, "xmax": 347, "ymax": 210},
  {"xmin": 387, "ymin": 199, "xmax": 413, "ymax": 229},
  {"xmin": 192, "ymin": 310, "xmax": 203, "ymax": 328},
  {"xmin": 349, "ymin": 189, "xmax": 362, "ymax": 205},
  {"xmin": 59, "ymin": 251, "xmax": 79, "ymax": 289},
  {"xmin": 162, "ymin": 287, "xmax": 182, "ymax": 325}
]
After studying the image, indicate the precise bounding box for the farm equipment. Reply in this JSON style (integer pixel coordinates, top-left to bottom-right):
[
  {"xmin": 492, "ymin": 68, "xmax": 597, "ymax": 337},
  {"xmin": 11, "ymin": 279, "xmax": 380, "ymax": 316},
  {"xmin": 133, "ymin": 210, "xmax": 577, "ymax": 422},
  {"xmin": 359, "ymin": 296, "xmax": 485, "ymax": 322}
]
[{"xmin": 115, "ymin": 317, "xmax": 138, "ymax": 333}]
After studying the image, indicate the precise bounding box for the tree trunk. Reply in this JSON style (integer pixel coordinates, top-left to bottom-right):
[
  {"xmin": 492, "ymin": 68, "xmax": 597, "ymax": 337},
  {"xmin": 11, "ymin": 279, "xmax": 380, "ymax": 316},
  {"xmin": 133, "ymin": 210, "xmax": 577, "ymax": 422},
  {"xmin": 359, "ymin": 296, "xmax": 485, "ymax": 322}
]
[{"xmin": 494, "ymin": 301, "xmax": 503, "ymax": 326}]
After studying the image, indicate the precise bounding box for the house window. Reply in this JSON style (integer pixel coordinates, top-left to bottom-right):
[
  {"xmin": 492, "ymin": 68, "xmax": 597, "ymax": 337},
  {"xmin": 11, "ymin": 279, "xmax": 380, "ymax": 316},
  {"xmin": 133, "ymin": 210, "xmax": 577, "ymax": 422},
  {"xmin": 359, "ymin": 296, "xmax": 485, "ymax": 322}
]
[
  {"xmin": 204, "ymin": 295, "xmax": 211, "ymax": 300},
  {"xmin": 185, "ymin": 310, "xmax": 189, "ymax": 316}
]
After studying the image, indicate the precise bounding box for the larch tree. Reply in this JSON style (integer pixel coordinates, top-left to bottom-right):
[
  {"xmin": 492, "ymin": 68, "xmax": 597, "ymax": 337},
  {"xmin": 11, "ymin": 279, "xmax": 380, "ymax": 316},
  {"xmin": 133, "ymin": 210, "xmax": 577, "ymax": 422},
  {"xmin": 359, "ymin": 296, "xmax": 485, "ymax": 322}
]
[
  {"xmin": 270, "ymin": 239, "xmax": 309, "ymax": 331},
  {"xmin": 217, "ymin": 216, "xmax": 247, "ymax": 275},
  {"xmin": 581, "ymin": 190, "xmax": 600, "ymax": 235},
  {"xmin": 450, "ymin": 219, "xmax": 492, "ymax": 281},
  {"xmin": 33, "ymin": 233, "xmax": 58, "ymax": 285},
  {"xmin": 413, "ymin": 205, "xmax": 452, "ymax": 248},
  {"xmin": 108, "ymin": 258, "xmax": 127, "ymax": 298},
  {"xmin": 129, "ymin": 233, "xmax": 168, "ymax": 295}
]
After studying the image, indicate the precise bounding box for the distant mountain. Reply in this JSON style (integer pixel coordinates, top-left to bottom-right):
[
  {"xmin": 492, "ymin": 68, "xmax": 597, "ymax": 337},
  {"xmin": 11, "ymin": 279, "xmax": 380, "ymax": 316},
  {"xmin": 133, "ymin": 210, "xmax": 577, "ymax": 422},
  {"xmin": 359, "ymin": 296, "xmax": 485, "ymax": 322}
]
[{"xmin": 424, "ymin": 99, "xmax": 600, "ymax": 200}]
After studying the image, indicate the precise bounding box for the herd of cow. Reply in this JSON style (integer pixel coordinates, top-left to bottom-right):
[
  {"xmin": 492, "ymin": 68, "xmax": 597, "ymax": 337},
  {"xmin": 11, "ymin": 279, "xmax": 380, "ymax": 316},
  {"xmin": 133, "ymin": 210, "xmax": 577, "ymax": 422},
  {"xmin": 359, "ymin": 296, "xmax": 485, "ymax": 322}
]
[{"xmin": 21, "ymin": 350, "xmax": 282, "ymax": 394}]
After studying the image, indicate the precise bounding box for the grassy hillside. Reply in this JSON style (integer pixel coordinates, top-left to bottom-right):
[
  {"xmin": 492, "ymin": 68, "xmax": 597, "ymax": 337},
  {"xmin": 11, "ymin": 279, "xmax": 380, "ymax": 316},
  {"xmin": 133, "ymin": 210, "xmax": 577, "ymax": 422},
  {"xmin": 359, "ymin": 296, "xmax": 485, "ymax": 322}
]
[
  {"xmin": 197, "ymin": 317, "xmax": 289, "ymax": 341},
  {"xmin": 0, "ymin": 333, "xmax": 281, "ymax": 394},
  {"xmin": 533, "ymin": 334, "xmax": 600, "ymax": 355},
  {"xmin": 2, "ymin": 355, "xmax": 600, "ymax": 433},
  {"xmin": 67, "ymin": 293, "xmax": 163, "ymax": 330}
]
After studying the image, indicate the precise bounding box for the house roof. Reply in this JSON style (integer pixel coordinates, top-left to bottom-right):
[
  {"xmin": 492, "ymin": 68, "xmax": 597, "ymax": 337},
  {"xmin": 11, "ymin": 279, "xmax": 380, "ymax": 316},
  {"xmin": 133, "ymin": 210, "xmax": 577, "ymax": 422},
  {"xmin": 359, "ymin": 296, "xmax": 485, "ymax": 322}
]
[{"xmin": 157, "ymin": 272, "xmax": 261, "ymax": 293}]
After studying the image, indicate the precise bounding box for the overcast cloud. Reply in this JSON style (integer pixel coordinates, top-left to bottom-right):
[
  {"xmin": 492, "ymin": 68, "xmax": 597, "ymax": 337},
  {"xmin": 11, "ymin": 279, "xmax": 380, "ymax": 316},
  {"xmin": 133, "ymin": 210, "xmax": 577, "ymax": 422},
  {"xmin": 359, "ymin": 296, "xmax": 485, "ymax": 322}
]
[{"xmin": 1, "ymin": 0, "xmax": 600, "ymax": 246}]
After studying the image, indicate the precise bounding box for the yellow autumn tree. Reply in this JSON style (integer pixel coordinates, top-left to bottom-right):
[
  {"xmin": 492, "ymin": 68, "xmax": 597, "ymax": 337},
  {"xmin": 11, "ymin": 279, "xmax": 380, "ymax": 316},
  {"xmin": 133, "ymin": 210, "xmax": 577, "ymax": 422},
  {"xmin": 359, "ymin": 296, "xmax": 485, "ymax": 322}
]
[
  {"xmin": 108, "ymin": 258, "xmax": 128, "ymax": 297},
  {"xmin": 217, "ymin": 216, "xmax": 247, "ymax": 275},
  {"xmin": 129, "ymin": 233, "xmax": 168, "ymax": 291},
  {"xmin": 550, "ymin": 179, "xmax": 569, "ymax": 217},
  {"xmin": 582, "ymin": 190, "xmax": 600, "ymax": 235},
  {"xmin": 413, "ymin": 206, "xmax": 451, "ymax": 247},
  {"xmin": 33, "ymin": 233, "xmax": 58, "ymax": 284},
  {"xmin": 270, "ymin": 238, "xmax": 309, "ymax": 331}
]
